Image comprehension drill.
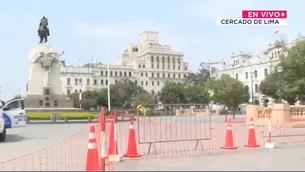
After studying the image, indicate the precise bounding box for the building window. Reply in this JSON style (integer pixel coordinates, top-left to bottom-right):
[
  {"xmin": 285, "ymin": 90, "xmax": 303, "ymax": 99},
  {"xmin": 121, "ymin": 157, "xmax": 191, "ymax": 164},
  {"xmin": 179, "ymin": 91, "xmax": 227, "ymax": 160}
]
[
  {"xmin": 79, "ymin": 78, "xmax": 82, "ymax": 85},
  {"xmin": 178, "ymin": 74, "xmax": 181, "ymax": 78},
  {"xmin": 151, "ymin": 56, "xmax": 154, "ymax": 62},
  {"xmin": 255, "ymin": 84, "xmax": 259, "ymax": 93},
  {"xmin": 178, "ymin": 58, "xmax": 181, "ymax": 64},
  {"xmin": 157, "ymin": 65, "xmax": 159, "ymax": 69},
  {"xmin": 157, "ymin": 56, "xmax": 159, "ymax": 62},
  {"xmin": 152, "ymin": 81, "xmax": 154, "ymax": 86},
  {"xmin": 115, "ymin": 80, "xmax": 118, "ymax": 84},
  {"xmin": 67, "ymin": 78, "xmax": 70, "ymax": 85},
  {"xmin": 178, "ymin": 66, "xmax": 181, "ymax": 70},
  {"xmin": 138, "ymin": 65, "xmax": 141, "ymax": 68},
  {"xmin": 168, "ymin": 65, "xmax": 170, "ymax": 69},
  {"xmin": 106, "ymin": 80, "xmax": 108, "ymax": 85},
  {"xmin": 129, "ymin": 72, "xmax": 132, "ymax": 76},
  {"xmin": 168, "ymin": 73, "xmax": 170, "ymax": 78},
  {"xmin": 75, "ymin": 90, "xmax": 78, "ymax": 93},
  {"xmin": 152, "ymin": 73, "xmax": 154, "ymax": 77},
  {"xmin": 173, "ymin": 65, "xmax": 175, "ymax": 70},
  {"xmin": 151, "ymin": 64, "xmax": 154, "ymax": 68},
  {"xmin": 143, "ymin": 65, "xmax": 145, "ymax": 68},
  {"xmin": 162, "ymin": 65, "xmax": 165, "ymax": 69},
  {"xmin": 254, "ymin": 70, "xmax": 257, "ymax": 78},
  {"xmin": 94, "ymin": 79, "xmax": 97, "ymax": 85},
  {"xmin": 173, "ymin": 57, "xmax": 175, "ymax": 63},
  {"xmin": 110, "ymin": 71, "xmax": 113, "ymax": 76},
  {"xmin": 115, "ymin": 71, "xmax": 117, "ymax": 76},
  {"xmin": 163, "ymin": 73, "xmax": 165, "ymax": 77},
  {"xmin": 145, "ymin": 73, "xmax": 148, "ymax": 77},
  {"xmin": 120, "ymin": 71, "xmax": 122, "ymax": 76},
  {"xmin": 101, "ymin": 71, "xmax": 103, "ymax": 76},
  {"xmin": 135, "ymin": 81, "xmax": 138, "ymax": 85},
  {"xmin": 141, "ymin": 73, "xmax": 143, "ymax": 77},
  {"xmin": 157, "ymin": 73, "xmax": 160, "ymax": 77},
  {"xmin": 185, "ymin": 67, "xmax": 188, "ymax": 70},
  {"xmin": 167, "ymin": 57, "xmax": 170, "ymax": 63},
  {"xmin": 87, "ymin": 78, "xmax": 90, "ymax": 85},
  {"xmin": 124, "ymin": 72, "xmax": 127, "ymax": 76},
  {"xmin": 157, "ymin": 81, "xmax": 160, "ymax": 86},
  {"xmin": 162, "ymin": 56, "xmax": 165, "ymax": 62},
  {"xmin": 75, "ymin": 78, "xmax": 78, "ymax": 85},
  {"xmin": 173, "ymin": 74, "xmax": 176, "ymax": 78},
  {"xmin": 264, "ymin": 69, "xmax": 268, "ymax": 76},
  {"xmin": 105, "ymin": 71, "xmax": 108, "ymax": 76},
  {"xmin": 67, "ymin": 89, "xmax": 71, "ymax": 95},
  {"xmin": 235, "ymin": 73, "xmax": 238, "ymax": 80},
  {"xmin": 101, "ymin": 80, "xmax": 104, "ymax": 85},
  {"xmin": 146, "ymin": 81, "xmax": 148, "ymax": 86},
  {"xmin": 141, "ymin": 81, "xmax": 143, "ymax": 86},
  {"xmin": 245, "ymin": 72, "xmax": 248, "ymax": 79}
]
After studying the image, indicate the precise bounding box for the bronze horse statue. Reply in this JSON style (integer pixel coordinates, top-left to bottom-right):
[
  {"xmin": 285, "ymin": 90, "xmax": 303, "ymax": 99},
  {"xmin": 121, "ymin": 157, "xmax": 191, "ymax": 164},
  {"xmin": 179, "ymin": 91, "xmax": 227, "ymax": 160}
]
[{"xmin": 38, "ymin": 16, "xmax": 50, "ymax": 43}]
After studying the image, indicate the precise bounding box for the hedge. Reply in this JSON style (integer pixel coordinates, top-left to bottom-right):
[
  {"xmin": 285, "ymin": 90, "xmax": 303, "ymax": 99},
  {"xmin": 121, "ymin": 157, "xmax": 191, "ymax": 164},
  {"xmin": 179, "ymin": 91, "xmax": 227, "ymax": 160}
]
[{"xmin": 26, "ymin": 111, "xmax": 99, "ymax": 120}]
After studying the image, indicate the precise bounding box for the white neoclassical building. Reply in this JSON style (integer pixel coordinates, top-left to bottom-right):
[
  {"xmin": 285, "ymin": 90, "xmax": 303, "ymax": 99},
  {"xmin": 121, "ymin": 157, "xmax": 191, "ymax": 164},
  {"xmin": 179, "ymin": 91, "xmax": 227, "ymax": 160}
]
[
  {"xmin": 60, "ymin": 31, "xmax": 190, "ymax": 95},
  {"xmin": 203, "ymin": 42, "xmax": 287, "ymax": 105}
]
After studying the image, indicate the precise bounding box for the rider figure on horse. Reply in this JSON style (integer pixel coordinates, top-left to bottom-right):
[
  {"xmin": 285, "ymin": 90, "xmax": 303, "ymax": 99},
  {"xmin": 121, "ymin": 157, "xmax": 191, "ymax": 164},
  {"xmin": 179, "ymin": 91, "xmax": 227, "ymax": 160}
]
[{"xmin": 38, "ymin": 16, "xmax": 50, "ymax": 36}]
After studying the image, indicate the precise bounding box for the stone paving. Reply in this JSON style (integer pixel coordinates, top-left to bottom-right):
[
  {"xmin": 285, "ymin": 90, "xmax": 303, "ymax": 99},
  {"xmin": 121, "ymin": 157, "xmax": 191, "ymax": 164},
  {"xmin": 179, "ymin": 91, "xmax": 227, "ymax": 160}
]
[{"xmin": 116, "ymin": 142, "xmax": 305, "ymax": 170}]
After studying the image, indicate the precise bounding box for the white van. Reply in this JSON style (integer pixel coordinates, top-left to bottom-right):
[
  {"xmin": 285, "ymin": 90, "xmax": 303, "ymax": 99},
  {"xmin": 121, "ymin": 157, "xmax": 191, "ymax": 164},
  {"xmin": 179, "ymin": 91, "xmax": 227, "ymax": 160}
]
[{"xmin": 0, "ymin": 98, "xmax": 26, "ymax": 142}]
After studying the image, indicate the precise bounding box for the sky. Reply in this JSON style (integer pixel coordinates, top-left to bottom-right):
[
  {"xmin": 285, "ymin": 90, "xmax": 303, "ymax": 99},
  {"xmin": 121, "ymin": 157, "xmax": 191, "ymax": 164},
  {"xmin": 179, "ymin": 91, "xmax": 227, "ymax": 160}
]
[{"xmin": 0, "ymin": 0, "xmax": 304, "ymax": 100}]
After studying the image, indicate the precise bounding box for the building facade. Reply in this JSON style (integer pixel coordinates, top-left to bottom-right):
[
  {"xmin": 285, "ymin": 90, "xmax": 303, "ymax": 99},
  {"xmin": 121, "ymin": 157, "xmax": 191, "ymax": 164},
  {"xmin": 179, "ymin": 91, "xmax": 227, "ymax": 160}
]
[
  {"xmin": 60, "ymin": 31, "xmax": 190, "ymax": 95},
  {"xmin": 204, "ymin": 42, "xmax": 285, "ymax": 105}
]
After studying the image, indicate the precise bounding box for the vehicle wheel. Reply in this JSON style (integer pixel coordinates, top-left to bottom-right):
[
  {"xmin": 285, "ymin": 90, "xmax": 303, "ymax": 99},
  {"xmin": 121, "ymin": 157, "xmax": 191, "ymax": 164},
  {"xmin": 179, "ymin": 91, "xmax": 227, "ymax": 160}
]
[{"xmin": 0, "ymin": 128, "xmax": 6, "ymax": 142}]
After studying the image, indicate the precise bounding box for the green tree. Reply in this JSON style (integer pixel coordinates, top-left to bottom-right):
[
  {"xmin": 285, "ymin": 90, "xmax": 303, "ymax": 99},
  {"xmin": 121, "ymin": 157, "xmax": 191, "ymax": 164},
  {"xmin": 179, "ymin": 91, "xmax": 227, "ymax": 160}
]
[
  {"xmin": 259, "ymin": 72, "xmax": 280, "ymax": 100},
  {"xmin": 69, "ymin": 90, "xmax": 100, "ymax": 109},
  {"xmin": 159, "ymin": 82, "xmax": 187, "ymax": 103},
  {"xmin": 185, "ymin": 84, "xmax": 210, "ymax": 104},
  {"xmin": 133, "ymin": 91, "xmax": 156, "ymax": 105},
  {"xmin": 281, "ymin": 39, "xmax": 305, "ymax": 104},
  {"xmin": 184, "ymin": 63, "xmax": 212, "ymax": 85},
  {"xmin": 208, "ymin": 74, "xmax": 249, "ymax": 119},
  {"xmin": 110, "ymin": 79, "xmax": 145, "ymax": 105}
]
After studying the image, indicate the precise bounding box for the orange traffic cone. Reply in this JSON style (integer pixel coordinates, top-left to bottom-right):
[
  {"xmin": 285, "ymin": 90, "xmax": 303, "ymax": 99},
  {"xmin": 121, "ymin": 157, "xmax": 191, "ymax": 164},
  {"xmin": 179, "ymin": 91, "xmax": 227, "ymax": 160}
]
[
  {"xmin": 124, "ymin": 120, "xmax": 141, "ymax": 158},
  {"xmin": 245, "ymin": 117, "xmax": 260, "ymax": 147},
  {"xmin": 86, "ymin": 125, "xmax": 101, "ymax": 171},
  {"xmin": 107, "ymin": 120, "xmax": 120, "ymax": 162},
  {"xmin": 221, "ymin": 118, "xmax": 238, "ymax": 149}
]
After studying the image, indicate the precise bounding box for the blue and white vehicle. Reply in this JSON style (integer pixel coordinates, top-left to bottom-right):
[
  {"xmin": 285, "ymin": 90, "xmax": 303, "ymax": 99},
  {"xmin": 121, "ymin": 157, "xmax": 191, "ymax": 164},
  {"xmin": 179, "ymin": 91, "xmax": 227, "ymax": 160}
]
[{"xmin": 0, "ymin": 98, "xmax": 26, "ymax": 142}]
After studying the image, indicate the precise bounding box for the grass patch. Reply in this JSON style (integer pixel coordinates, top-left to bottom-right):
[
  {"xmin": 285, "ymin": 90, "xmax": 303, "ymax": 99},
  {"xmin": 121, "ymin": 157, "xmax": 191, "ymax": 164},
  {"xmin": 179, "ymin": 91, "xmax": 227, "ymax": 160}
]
[{"xmin": 26, "ymin": 111, "xmax": 99, "ymax": 120}]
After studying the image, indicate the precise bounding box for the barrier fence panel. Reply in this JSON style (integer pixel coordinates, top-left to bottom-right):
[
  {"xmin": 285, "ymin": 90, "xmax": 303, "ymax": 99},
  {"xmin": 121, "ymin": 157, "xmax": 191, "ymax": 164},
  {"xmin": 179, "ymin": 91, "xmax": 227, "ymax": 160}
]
[
  {"xmin": 95, "ymin": 108, "xmax": 118, "ymax": 171},
  {"xmin": 136, "ymin": 104, "xmax": 213, "ymax": 157},
  {"xmin": 0, "ymin": 128, "xmax": 88, "ymax": 171}
]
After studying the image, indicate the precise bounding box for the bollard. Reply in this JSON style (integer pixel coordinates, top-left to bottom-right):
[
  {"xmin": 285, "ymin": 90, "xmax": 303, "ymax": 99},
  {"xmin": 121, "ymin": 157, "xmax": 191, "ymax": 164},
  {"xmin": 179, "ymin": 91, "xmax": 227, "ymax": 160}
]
[
  {"xmin": 52, "ymin": 115, "xmax": 56, "ymax": 123},
  {"xmin": 26, "ymin": 117, "xmax": 30, "ymax": 124},
  {"xmin": 64, "ymin": 116, "xmax": 69, "ymax": 123},
  {"xmin": 88, "ymin": 116, "xmax": 92, "ymax": 122}
]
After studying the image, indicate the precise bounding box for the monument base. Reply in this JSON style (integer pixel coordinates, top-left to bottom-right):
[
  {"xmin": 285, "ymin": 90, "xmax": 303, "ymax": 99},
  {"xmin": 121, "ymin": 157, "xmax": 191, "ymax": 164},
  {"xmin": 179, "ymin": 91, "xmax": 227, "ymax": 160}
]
[{"xmin": 24, "ymin": 94, "xmax": 73, "ymax": 108}]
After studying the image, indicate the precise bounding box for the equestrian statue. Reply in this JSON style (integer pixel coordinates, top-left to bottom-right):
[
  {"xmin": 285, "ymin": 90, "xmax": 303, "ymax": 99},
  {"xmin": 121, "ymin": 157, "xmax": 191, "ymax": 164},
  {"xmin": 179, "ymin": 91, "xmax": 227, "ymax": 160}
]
[{"xmin": 38, "ymin": 16, "xmax": 50, "ymax": 43}]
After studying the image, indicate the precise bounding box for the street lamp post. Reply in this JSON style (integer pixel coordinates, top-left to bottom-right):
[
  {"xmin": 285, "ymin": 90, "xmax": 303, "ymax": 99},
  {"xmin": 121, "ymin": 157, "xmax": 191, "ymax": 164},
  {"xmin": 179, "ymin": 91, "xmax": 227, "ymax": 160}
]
[
  {"xmin": 277, "ymin": 66, "xmax": 283, "ymax": 102},
  {"xmin": 250, "ymin": 72, "xmax": 254, "ymax": 103}
]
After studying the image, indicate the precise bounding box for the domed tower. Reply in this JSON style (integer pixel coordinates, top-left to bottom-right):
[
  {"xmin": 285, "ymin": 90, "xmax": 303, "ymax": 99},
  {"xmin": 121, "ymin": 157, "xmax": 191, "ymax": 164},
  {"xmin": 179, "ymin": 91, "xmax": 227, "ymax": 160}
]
[{"xmin": 25, "ymin": 43, "xmax": 72, "ymax": 108}]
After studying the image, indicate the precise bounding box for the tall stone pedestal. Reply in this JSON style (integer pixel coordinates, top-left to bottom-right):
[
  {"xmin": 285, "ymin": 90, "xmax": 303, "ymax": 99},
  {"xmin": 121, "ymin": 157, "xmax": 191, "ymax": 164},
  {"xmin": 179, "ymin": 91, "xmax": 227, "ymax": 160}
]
[{"xmin": 25, "ymin": 43, "xmax": 73, "ymax": 108}]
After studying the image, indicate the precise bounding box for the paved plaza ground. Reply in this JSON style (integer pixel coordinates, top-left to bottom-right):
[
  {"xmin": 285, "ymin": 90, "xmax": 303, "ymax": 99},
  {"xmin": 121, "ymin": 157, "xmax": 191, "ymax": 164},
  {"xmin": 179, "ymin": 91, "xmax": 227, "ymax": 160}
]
[{"xmin": 116, "ymin": 142, "xmax": 305, "ymax": 170}]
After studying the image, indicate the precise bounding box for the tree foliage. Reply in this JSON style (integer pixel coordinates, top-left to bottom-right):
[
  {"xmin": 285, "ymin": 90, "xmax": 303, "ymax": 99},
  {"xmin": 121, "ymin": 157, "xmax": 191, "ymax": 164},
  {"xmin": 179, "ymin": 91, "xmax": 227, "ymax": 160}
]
[
  {"xmin": 259, "ymin": 72, "xmax": 280, "ymax": 100},
  {"xmin": 260, "ymin": 38, "xmax": 305, "ymax": 104},
  {"xmin": 184, "ymin": 84, "xmax": 210, "ymax": 104},
  {"xmin": 208, "ymin": 74, "xmax": 249, "ymax": 111},
  {"xmin": 69, "ymin": 79, "xmax": 152, "ymax": 109},
  {"xmin": 159, "ymin": 82, "xmax": 187, "ymax": 103}
]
